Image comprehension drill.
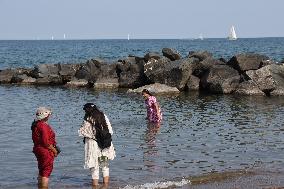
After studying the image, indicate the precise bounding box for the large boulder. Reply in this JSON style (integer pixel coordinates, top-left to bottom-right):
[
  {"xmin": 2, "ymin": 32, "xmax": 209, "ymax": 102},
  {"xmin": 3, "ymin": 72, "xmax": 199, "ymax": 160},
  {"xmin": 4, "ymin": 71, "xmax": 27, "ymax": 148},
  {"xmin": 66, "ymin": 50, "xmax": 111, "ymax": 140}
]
[
  {"xmin": 91, "ymin": 63, "xmax": 118, "ymax": 88},
  {"xmin": 0, "ymin": 69, "xmax": 16, "ymax": 84},
  {"xmin": 188, "ymin": 51, "xmax": 213, "ymax": 61},
  {"xmin": 227, "ymin": 53, "xmax": 271, "ymax": 73},
  {"xmin": 58, "ymin": 63, "xmax": 81, "ymax": 82},
  {"xmin": 127, "ymin": 83, "xmax": 180, "ymax": 94},
  {"xmin": 31, "ymin": 64, "xmax": 60, "ymax": 78},
  {"xmin": 192, "ymin": 58, "xmax": 225, "ymax": 78},
  {"xmin": 11, "ymin": 74, "xmax": 36, "ymax": 84},
  {"xmin": 234, "ymin": 80, "xmax": 265, "ymax": 95},
  {"xmin": 116, "ymin": 56, "xmax": 149, "ymax": 88},
  {"xmin": 0, "ymin": 68, "xmax": 32, "ymax": 84},
  {"xmin": 186, "ymin": 75, "xmax": 200, "ymax": 91},
  {"xmin": 246, "ymin": 64, "xmax": 284, "ymax": 96},
  {"xmin": 75, "ymin": 59, "xmax": 118, "ymax": 88},
  {"xmin": 35, "ymin": 75, "xmax": 63, "ymax": 85},
  {"xmin": 144, "ymin": 57, "xmax": 199, "ymax": 90},
  {"xmin": 29, "ymin": 64, "xmax": 64, "ymax": 85},
  {"xmin": 75, "ymin": 59, "xmax": 104, "ymax": 81},
  {"xmin": 162, "ymin": 48, "xmax": 181, "ymax": 61},
  {"xmin": 200, "ymin": 65, "xmax": 240, "ymax": 94},
  {"xmin": 144, "ymin": 52, "xmax": 161, "ymax": 62}
]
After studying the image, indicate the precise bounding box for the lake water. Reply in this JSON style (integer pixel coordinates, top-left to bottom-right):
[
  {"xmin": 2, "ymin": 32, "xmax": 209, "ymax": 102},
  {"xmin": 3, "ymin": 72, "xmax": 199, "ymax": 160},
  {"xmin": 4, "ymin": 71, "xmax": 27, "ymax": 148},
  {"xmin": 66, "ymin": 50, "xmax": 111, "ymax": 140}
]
[
  {"xmin": 0, "ymin": 86, "xmax": 283, "ymax": 188},
  {"xmin": 0, "ymin": 38, "xmax": 284, "ymax": 69},
  {"xmin": 0, "ymin": 39, "xmax": 284, "ymax": 188}
]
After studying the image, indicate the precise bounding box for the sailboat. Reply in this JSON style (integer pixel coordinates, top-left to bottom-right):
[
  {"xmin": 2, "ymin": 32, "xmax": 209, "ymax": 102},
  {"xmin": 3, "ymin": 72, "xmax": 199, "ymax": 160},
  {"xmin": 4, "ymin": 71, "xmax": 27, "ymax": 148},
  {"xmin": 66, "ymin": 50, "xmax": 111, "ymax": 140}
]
[
  {"xmin": 228, "ymin": 26, "xmax": 237, "ymax": 40},
  {"xmin": 127, "ymin": 34, "xmax": 130, "ymax": 40},
  {"xmin": 199, "ymin": 33, "xmax": 204, "ymax": 40}
]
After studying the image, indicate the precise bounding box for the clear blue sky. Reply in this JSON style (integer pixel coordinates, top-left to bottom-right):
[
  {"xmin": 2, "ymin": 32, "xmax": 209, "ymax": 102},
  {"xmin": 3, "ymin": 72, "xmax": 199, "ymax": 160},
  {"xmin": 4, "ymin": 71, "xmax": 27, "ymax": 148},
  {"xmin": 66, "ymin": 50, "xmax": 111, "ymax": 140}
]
[{"xmin": 0, "ymin": 0, "xmax": 283, "ymax": 39}]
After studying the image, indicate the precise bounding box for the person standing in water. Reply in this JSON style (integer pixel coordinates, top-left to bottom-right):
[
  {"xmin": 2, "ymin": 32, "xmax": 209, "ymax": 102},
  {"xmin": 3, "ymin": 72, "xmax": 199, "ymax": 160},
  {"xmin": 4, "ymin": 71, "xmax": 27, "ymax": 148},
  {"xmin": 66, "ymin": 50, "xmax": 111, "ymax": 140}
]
[
  {"xmin": 142, "ymin": 89, "xmax": 162, "ymax": 124},
  {"xmin": 31, "ymin": 107, "xmax": 59, "ymax": 189},
  {"xmin": 78, "ymin": 103, "xmax": 116, "ymax": 188}
]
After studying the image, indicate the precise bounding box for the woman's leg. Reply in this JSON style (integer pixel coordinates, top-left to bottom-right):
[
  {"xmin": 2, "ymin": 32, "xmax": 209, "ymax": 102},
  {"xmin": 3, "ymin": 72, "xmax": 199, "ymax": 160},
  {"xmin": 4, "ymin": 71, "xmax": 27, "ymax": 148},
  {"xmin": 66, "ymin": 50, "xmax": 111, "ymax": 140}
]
[
  {"xmin": 35, "ymin": 149, "xmax": 54, "ymax": 189},
  {"xmin": 38, "ymin": 176, "xmax": 49, "ymax": 188},
  {"xmin": 102, "ymin": 166, "xmax": 110, "ymax": 185},
  {"xmin": 90, "ymin": 167, "xmax": 99, "ymax": 186}
]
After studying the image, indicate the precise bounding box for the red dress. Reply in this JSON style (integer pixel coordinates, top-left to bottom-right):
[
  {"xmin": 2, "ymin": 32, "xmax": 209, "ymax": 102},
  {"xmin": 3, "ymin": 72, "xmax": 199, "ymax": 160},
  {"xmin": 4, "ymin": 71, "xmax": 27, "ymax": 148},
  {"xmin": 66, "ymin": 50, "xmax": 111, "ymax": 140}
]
[{"xmin": 32, "ymin": 120, "xmax": 56, "ymax": 177}]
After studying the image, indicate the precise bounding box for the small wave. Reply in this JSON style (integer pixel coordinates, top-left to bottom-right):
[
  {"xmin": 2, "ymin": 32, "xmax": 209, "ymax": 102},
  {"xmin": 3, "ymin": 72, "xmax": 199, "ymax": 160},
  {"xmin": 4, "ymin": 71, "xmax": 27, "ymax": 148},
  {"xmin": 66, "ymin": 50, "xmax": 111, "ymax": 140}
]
[{"xmin": 120, "ymin": 179, "xmax": 191, "ymax": 189}]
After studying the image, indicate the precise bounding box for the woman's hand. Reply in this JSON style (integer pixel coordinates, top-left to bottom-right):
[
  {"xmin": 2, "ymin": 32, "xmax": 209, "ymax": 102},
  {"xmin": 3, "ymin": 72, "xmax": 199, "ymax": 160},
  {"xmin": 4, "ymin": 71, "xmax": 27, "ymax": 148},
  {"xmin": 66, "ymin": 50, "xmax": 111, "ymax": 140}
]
[
  {"xmin": 53, "ymin": 150, "xmax": 58, "ymax": 157},
  {"xmin": 48, "ymin": 145, "xmax": 58, "ymax": 157}
]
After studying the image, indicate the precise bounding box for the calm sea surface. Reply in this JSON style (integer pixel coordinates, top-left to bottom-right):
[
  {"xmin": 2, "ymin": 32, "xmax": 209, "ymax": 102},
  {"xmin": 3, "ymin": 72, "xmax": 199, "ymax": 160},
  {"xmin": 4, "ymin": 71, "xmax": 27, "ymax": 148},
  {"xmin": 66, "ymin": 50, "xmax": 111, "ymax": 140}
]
[
  {"xmin": 0, "ymin": 38, "xmax": 284, "ymax": 69},
  {"xmin": 0, "ymin": 39, "xmax": 284, "ymax": 188}
]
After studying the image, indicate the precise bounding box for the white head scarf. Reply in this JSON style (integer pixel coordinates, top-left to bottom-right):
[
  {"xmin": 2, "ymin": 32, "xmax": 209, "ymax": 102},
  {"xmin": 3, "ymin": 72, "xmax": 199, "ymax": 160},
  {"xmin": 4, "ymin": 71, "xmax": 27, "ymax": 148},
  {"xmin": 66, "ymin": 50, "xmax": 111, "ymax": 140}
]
[{"xmin": 35, "ymin": 107, "xmax": 52, "ymax": 121}]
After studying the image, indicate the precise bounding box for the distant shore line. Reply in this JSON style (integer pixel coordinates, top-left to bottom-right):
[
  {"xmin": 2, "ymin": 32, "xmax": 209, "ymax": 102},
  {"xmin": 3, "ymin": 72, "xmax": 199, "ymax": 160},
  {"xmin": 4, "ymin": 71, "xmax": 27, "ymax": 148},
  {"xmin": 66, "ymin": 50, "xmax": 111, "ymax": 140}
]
[{"xmin": 0, "ymin": 48, "xmax": 284, "ymax": 96}]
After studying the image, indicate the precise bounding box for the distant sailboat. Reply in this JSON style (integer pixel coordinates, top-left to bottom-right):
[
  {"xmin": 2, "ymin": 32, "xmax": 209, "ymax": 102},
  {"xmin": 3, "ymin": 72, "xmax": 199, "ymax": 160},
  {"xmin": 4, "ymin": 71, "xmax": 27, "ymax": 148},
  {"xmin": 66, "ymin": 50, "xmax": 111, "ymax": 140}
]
[
  {"xmin": 127, "ymin": 34, "xmax": 130, "ymax": 40},
  {"xmin": 199, "ymin": 33, "xmax": 204, "ymax": 40},
  {"xmin": 51, "ymin": 36, "xmax": 54, "ymax": 40},
  {"xmin": 228, "ymin": 26, "xmax": 237, "ymax": 40},
  {"xmin": 63, "ymin": 34, "xmax": 66, "ymax": 39}
]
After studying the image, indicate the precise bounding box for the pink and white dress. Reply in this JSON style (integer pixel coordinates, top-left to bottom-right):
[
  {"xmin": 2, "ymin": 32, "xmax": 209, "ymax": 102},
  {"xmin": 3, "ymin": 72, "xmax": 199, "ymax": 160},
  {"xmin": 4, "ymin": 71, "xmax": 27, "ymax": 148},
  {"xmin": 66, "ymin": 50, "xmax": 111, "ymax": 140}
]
[{"xmin": 145, "ymin": 96, "xmax": 162, "ymax": 123}]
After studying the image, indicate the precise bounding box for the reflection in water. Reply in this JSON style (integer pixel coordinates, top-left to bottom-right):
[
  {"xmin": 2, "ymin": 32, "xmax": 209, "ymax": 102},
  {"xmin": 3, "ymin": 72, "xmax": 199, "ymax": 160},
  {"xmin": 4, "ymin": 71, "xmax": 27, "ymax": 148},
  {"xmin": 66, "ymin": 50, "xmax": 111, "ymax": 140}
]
[
  {"xmin": 0, "ymin": 86, "xmax": 284, "ymax": 188},
  {"xmin": 143, "ymin": 122, "xmax": 161, "ymax": 173},
  {"xmin": 92, "ymin": 184, "xmax": 109, "ymax": 189}
]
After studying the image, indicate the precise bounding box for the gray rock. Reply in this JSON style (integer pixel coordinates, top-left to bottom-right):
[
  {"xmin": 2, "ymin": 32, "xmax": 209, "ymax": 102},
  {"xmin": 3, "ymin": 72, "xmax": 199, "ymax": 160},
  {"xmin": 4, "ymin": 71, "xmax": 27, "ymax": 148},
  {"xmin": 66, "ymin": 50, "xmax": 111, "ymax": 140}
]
[
  {"xmin": 192, "ymin": 58, "xmax": 225, "ymax": 78},
  {"xmin": 116, "ymin": 57, "xmax": 149, "ymax": 88},
  {"xmin": 187, "ymin": 75, "xmax": 200, "ymax": 91},
  {"xmin": 11, "ymin": 74, "xmax": 36, "ymax": 84},
  {"xmin": 35, "ymin": 74, "xmax": 63, "ymax": 85},
  {"xmin": 59, "ymin": 63, "xmax": 81, "ymax": 82},
  {"xmin": 144, "ymin": 57, "xmax": 199, "ymax": 90},
  {"xmin": 227, "ymin": 53, "xmax": 270, "ymax": 73},
  {"xmin": 144, "ymin": 52, "xmax": 161, "ymax": 62},
  {"xmin": 0, "ymin": 69, "xmax": 15, "ymax": 83},
  {"xmin": 31, "ymin": 64, "xmax": 60, "ymax": 78},
  {"xmin": 200, "ymin": 64, "xmax": 240, "ymax": 94},
  {"xmin": 75, "ymin": 59, "xmax": 118, "ymax": 86},
  {"xmin": 188, "ymin": 51, "xmax": 213, "ymax": 61},
  {"xmin": 127, "ymin": 83, "xmax": 180, "ymax": 94},
  {"xmin": 75, "ymin": 59, "xmax": 103, "ymax": 81},
  {"xmin": 234, "ymin": 80, "xmax": 265, "ymax": 95},
  {"xmin": 162, "ymin": 48, "xmax": 181, "ymax": 61},
  {"xmin": 246, "ymin": 64, "xmax": 284, "ymax": 95},
  {"xmin": 65, "ymin": 79, "xmax": 89, "ymax": 87}
]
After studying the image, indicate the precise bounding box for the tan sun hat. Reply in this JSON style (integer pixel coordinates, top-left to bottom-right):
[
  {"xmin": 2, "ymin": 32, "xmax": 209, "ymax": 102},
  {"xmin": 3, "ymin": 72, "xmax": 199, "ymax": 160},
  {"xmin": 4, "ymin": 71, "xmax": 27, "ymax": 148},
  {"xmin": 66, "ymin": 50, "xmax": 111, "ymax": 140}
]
[{"xmin": 35, "ymin": 107, "xmax": 52, "ymax": 121}]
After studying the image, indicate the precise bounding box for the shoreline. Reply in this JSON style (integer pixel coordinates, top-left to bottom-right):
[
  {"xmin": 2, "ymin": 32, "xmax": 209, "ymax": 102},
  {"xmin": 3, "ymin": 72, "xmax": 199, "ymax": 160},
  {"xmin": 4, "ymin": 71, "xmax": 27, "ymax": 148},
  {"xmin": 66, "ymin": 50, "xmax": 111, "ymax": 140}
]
[{"xmin": 3, "ymin": 169, "xmax": 284, "ymax": 189}]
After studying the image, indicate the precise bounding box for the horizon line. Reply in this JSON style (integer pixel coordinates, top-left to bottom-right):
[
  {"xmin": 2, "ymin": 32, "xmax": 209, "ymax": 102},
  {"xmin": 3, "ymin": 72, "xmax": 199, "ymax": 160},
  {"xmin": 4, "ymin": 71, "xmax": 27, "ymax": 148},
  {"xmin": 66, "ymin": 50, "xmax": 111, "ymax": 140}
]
[{"xmin": 0, "ymin": 36, "xmax": 284, "ymax": 41}]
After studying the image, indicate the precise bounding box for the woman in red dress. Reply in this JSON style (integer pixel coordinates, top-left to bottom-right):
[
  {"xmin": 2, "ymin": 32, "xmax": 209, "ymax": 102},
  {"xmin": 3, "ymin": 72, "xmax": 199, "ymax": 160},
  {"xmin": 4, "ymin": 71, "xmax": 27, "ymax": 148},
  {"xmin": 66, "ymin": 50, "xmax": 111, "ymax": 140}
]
[{"xmin": 31, "ymin": 107, "xmax": 58, "ymax": 188}]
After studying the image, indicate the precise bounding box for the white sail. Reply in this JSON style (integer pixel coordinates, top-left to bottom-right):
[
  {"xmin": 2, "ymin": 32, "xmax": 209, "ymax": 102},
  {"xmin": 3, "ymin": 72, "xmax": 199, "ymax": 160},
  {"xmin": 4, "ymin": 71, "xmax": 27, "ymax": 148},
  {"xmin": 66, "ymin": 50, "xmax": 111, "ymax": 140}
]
[
  {"xmin": 199, "ymin": 33, "xmax": 204, "ymax": 40},
  {"xmin": 127, "ymin": 34, "xmax": 130, "ymax": 40},
  {"xmin": 228, "ymin": 26, "xmax": 237, "ymax": 40}
]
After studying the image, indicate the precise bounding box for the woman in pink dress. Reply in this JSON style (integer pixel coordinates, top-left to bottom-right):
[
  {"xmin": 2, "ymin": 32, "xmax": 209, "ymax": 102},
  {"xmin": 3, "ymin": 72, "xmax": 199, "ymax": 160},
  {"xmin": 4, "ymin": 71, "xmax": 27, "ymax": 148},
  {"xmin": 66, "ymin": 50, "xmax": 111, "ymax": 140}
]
[{"xmin": 142, "ymin": 89, "xmax": 162, "ymax": 123}]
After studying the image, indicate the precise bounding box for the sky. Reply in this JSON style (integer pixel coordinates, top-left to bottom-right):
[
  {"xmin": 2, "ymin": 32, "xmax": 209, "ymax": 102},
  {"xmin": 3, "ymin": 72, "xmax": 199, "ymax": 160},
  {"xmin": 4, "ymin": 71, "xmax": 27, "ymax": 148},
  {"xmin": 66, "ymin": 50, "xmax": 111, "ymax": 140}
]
[{"xmin": 0, "ymin": 0, "xmax": 283, "ymax": 39}]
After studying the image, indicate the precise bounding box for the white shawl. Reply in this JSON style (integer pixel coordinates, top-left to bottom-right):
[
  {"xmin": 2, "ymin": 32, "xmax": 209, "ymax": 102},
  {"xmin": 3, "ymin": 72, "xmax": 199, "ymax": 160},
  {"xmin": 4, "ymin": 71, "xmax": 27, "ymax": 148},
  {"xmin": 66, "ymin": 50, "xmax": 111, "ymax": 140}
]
[{"xmin": 78, "ymin": 114, "xmax": 116, "ymax": 169}]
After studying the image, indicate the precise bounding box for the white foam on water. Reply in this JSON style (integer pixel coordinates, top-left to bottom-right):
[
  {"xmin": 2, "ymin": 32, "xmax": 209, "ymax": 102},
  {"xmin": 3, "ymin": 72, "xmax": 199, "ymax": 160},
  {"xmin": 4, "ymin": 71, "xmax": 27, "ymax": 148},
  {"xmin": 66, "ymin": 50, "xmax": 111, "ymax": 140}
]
[{"xmin": 120, "ymin": 179, "xmax": 191, "ymax": 189}]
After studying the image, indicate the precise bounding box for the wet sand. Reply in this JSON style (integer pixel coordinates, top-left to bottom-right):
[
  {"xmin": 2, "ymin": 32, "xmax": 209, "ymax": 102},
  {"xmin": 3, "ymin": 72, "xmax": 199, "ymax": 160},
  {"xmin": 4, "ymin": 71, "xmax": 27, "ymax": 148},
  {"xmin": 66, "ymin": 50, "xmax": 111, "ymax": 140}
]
[{"xmin": 189, "ymin": 170, "xmax": 284, "ymax": 189}]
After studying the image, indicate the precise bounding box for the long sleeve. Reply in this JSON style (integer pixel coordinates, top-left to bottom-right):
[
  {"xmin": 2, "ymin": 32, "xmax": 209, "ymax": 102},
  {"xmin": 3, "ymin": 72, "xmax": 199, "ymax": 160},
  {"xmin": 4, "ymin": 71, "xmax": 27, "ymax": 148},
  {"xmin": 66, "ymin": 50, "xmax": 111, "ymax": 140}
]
[{"xmin": 78, "ymin": 121, "xmax": 95, "ymax": 139}]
